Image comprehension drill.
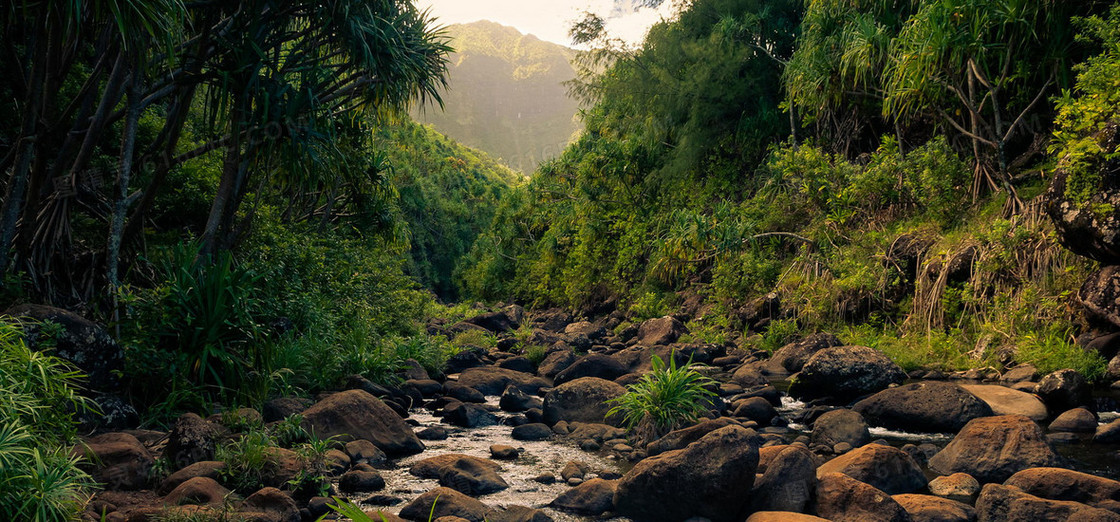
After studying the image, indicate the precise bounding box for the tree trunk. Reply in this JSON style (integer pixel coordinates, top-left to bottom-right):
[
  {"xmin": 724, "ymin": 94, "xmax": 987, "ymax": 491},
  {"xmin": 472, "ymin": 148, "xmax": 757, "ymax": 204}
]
[
  {"xmin": 107, "ymin": 60, "xmax": 143, "ymax": 317},
  {"xmin": 0, "ymin": 26, "xmax": 48, "ymax": 277}
]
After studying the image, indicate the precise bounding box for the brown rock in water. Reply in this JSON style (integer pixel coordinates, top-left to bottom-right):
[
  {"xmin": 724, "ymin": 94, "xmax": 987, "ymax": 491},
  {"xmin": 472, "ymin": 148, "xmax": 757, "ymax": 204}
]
[
  {"xmin": 458, "ymin": 366, "xmax": 549, "ymax": 395},
  {"xmin": 960, "ymin": 384, "xmax": 1049, "ymax": 422},
  {"xmin": 1004, "ymin": 467, "xmax": 1120, "ymax": 505},
  {"xmin": 927, "ymin": 473, "xmax": 980, "ymax": 503},
  {"xmin": 613, "ymin": 425, "xmax": 761, "ymax": 522},
  {"xmin": 438, "ymin": 456, "xmax": 509, "ymax": 496},
  {"xmin": 1050, "ymin": 407, "xmax": 1098, "ymax": 433},
  {"xmin": 788, "ymin": 345, "xmax": 906, "ymax": 402},
  {"xmin": 817, "ymin": 444, "xmax": 927, "ymax": 495},
  {"xmin": 815, "ymin": 472, "xmax": 912, "ymax": 522},
  {"xmin": 1036, "ymin": 368, "xmax": 1093, "ymax": 412},
  {"xmin": 300, "ymin": 390, "xmax": 424, "ymax": 455},
  {"xmin": 549, "ymin": 478, "xmax": 616, "ymax": 516},
  {"xmin": 745, "ymin": 513, "xmax": 829, "ymax": 522},
  {"xmin": 928, "ymin": 415, "xmax": 1060, "ymax": 483},
  {"xmin": 750, "ymin": 445, "xmax": 818, "ymax": 513},
  {"xmin": 409, "ymin": 455, "xmax": 501, "ymax": 480},
  {"xmin": 975, "ymin": 483, "xmax": 1120, "ymax": 521},
  {"xmin": 399, "ymin": 487, "xmax": 491, "ymax": 522},
  {"xmin": 853, "ymin": 381, "xmax": 992, "ymax": 433},
  {"xmin": 647, "ymin": 417, "xmax": 742, "ymax": 456},
  {"xmin": 542, "ymin": 377, "xmax": 626, "ymax": 426},
  {"xmin": 811, "ymin": 409, "xmax": 871, "ymax": 449},
  {"xmin": 892, "ymin": 494, "xmax": 975, "ymax": 522}
]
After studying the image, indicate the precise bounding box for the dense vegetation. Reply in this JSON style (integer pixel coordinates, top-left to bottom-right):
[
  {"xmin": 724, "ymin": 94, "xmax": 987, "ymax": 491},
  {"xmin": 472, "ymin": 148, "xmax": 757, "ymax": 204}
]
[{"xmin": 462, "ymin": 0, "xmax": 1119, "ymax": 378}]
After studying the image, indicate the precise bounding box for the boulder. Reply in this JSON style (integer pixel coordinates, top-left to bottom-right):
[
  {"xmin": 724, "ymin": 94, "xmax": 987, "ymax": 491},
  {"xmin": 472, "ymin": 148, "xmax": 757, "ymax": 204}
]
[
  {"xmin": 1001, "ymin": 365, "xmax": 1039, "ymax": 384},
  {"xmin": 487, "ymin": 505, "xmax": 553, "ymax": 522},
  {"xmin": 438, "ymin": 457, "xmax": 509, "ymax": 496},
  {"xmin": 533, "ymin": 310, "xmax": 572, "ymax": 332},
  {"xmin": 732, "ymin": 363, "xmax": 770, "ymax": 387},
  {"xmin": 613, "ymin": 425, "xmax": 761, "ymax": 522},
  {"xmin": 1036, "ymin": 369, "xmax": 1093, "ymax": 412},
  {"xmin": 817, "ymin": 444, "xmax": 927, "ymax": 495},
  {"xmin": 1004, "ymin": 467, "xmax": 1120, "ymax": 505},
  {"xmin": 7, "ymin": 304, "xmax": 123, "ymax": 393},
  {"xmin": 399, "ymin": 487, "xmax": 490, "ymax": 522},
  {"xmin": 159, "ymin": 461, "xmax": 225, "ymax": 495},
  {"xmin": 960, "ymin": 385, "xmax": 1048, "ymax": 422},
  {"xmin": 636, "ymin": 316, "xmax": 687, "ymax": 346},
  {"xmin": 1082, "ymin": 266, "xmax": 1120, "ymax": 329},
  {"xmin": 537, "ymin": 350, "xmax": 576, "ymax": 379},
  {"xmin": 458, "ymin": 367, "xmax": 548, "ymax": 396},
  {"xmin": 853, "ymin": 382, "xmax": 993, "ymax": 433},
  {"xmin": 542, "ymin": 377, "xmax": 626, "ymax": 427},
  {"xmin": 767, "ymin": 333, "xmax": 843, "ymax": 375},
  {"xmin": 1050, "ymin": 408, "xmax": 1098, "ymax": 433},
  {"xmin": 300, "ymin": 390, "xmax": 422, "ymax": 455},
  {"xmin": 164, "ymin": 413, "xmax": 221, "ymax": 471},
  {"xmin": 928, "ymin": 473, "xmax": 981, "ymax": 504},
  {"xmin": 750, "ymin": 445, "xmax": 818, "ymax": 513},
  {"xmin": 339, "ymin": 470, "xmax": 385, "ymax": 493},
  {"xmin": 732, "ymin": 396, "xmax": 777, "ymax": 424},
  {"xmin": 815, "ymin": 472, "xmax": 912, "ymax": 522},
  {"xmin": 788, "ymin": 346, "xmax": 906, "ymax": 402},
  {"xmin": 928, "ymin": 415, "xmax": 1061, "ymax": 483},
  {"xmin": 261, "ymin": 397, "xmax": 312, "ymax": 423},
  {"xmin": 240, "ymin": 487, "xmax": 300, "ymax": 522},
  {"xmin": 511, "ymin": 423, "xmax": 552, "ymax": 441},
  {"xmin": 1096, "ymin": 418, "xmax": 1120, "ymax": 443},
  {"xmin": 975, "ymin": 483, "xmax": 1120, "ymax": 521},
  {"xmin": 498, "ymin": 356, "xmax": 535, "ymax": 374},
  {"xmin": 549, "ymin": 478, "xmax": 617, "ymax": 516},
  {"xmin": 465, "ymin": 310, "xmax": 520, "ymax": 333},
  {"xmin": 892, "ymin": 494, "xmax": 976, "ymax": 522},
  {"xmin": 164, "ymin": 477, "xmax": 230, "ymax": 506},
  {"xmin": 554, "ymin": 354, "xmax": 628, "ymax": 385},
  {"xmin": 75, "ymin": 432, "xmax": 153, "ymax": 490},
  {"xmin": 745, "ymin": 514, "xmax": 829, "ymax": 522},
  {"xmin": 409, "ymin": 455, "xmax": 502, "ymax": 480},
  {"xmin": 490, "ymin": 445, "xmax": 519, "ymax": 460},
  {"xmin": 812, "ymin": 409, "xmax": 871, "ymax": 449},
  {"xmin": 443, "ymin": 402, "xmax": 497, "ymax": 428},
  {"xmin": 344, "ymin": 439, "xmax": 387, "ymax": 467},
  {"xmin": 444, "ymin": 382, "xmax": 486, "ymax": 403},
  {"xmin": 646, "ymin": 417, "xmax": 742, "ymax": 456}
]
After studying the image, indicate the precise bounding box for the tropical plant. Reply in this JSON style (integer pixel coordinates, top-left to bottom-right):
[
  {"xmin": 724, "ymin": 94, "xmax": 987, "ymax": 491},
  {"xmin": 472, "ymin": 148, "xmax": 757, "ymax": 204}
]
[
  {"xmin": 0, "ymin": 318, "xmax": 95, "ymax": 520},
  {"xmin": 608, "ymin": 353, "xmax": 717, "ymax": 444}
]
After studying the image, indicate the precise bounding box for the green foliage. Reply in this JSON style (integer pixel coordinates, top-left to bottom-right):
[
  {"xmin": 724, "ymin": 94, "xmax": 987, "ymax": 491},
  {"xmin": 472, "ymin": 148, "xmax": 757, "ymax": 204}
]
[
  {"xmin": 216, "ymin": 430, "xmax": 276, "ymax": 494},
  {"xmin": 756, "ymin": 319, "xmax": 801, "ymax": 354},
  {"xmin": 1017, "ymin": 327, "xmax": 1107, "ymax": 383},
  {"xmin": 608, "ymin": 354, "xmax": 717, "ymax": 442},
  {"xmin": 1051, "ymin": 5, "xmax": 1120, "ymax": 207},
  {"xmin": 523, "ymin": 344, "xmax": 548, "ymax": 366},
  {"xmin": 451, "ymin": 330, "xmax": 496, "ymax": 350},
  {"xmin": 0, "ymin": 318, "xmax": 94, "ymax": 520}
]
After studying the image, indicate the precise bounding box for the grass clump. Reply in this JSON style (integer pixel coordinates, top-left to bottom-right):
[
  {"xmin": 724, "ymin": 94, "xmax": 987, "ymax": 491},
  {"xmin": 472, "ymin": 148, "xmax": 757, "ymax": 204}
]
[
  {"xmin": 609, "ymin": 354, "xmax": 716, "ymax": 445},
  {"xmin": 1017, "ymin": 327, "xmax": 1108, "ymax": 382},
  {"xmin": 0, "ymin": 318, "xmax": 95, "ymax": 521}
]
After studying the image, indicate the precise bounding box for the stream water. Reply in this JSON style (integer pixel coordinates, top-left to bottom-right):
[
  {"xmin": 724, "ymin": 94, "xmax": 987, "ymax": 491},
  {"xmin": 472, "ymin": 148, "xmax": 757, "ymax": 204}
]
[{"xmin": 358, "ymin": 397, "xmax": 630, "ymax": 521}]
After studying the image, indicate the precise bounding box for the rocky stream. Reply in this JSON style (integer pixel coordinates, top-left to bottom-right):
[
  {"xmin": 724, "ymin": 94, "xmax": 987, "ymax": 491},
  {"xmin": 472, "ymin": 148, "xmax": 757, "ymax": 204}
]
[{"xmin": 71, "ymin": 308, "xmax": 1120, "ymax": 521}]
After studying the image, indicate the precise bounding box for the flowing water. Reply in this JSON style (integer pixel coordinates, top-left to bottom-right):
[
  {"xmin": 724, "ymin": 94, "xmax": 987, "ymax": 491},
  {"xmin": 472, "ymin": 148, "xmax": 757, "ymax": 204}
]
[{"xmin": 353, "ymin": 397, "xmax": 630, "ymax": 521}]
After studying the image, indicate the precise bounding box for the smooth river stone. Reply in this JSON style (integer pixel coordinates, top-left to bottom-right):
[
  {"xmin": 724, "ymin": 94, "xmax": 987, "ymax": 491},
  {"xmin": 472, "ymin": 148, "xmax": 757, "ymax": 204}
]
[{"xmin": 960, "ymin": 384, "xmax": 1047, "ymax": 422}]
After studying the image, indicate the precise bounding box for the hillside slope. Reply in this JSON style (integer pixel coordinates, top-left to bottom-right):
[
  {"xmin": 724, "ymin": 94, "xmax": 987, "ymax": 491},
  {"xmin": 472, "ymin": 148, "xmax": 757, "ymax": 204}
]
[{"xmin": 412, "ymin": 21, "xmax": 582, "ymax": 173}]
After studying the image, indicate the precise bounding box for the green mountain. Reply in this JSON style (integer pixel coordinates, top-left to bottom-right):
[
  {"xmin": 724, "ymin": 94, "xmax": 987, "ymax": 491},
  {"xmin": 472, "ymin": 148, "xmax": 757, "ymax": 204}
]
[{"xmin": 412, "ymin": 21, "xmax": 582, "ymax": 174}]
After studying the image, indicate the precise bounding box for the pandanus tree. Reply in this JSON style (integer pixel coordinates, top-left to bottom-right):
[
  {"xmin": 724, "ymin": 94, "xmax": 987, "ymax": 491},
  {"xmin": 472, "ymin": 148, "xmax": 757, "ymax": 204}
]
[
  {"xmin": 882, "ymin": 0, "xmax": 1087, "ymax": 202},
  {"xmin": 0, "ymin": 0, "xmax": 450, "ymax": 304}
]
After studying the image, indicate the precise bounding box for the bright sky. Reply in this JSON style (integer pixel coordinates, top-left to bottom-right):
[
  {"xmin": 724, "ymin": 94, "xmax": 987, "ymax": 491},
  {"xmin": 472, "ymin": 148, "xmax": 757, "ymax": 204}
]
[{"xmin": 414, "ymin": 0, "xmax": 678, "ymax": 47}]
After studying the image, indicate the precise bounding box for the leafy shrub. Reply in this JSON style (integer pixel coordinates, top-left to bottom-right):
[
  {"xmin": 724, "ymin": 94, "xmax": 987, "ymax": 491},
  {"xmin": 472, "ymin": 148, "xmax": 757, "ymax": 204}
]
[
  {"xmin": 608, "ymin": 354, "xmax": 716, "ymax": 444},
  {"xmin": 0, "ymin": 318, "xmax": 95, "ymax": 520},
  {"xmin": 523, "ymin": 344, "xmax": 548, "ymax": 366},
  {"xmin": 451, "ymin": 329, "xmax": 496, "ymax": 349}
]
